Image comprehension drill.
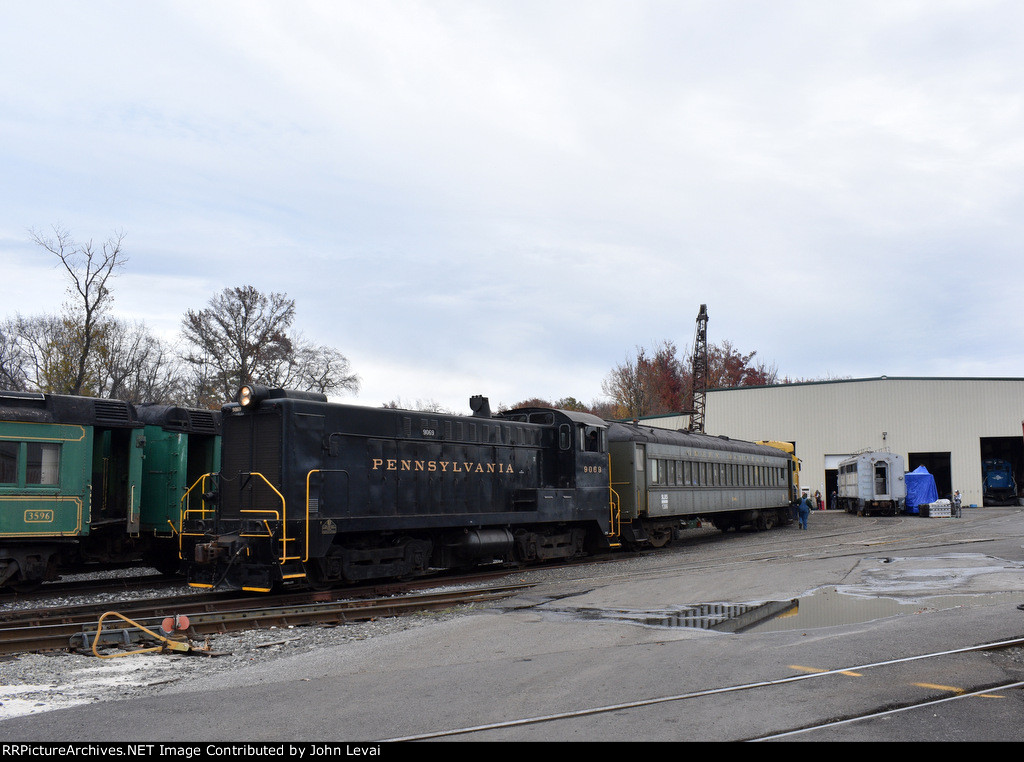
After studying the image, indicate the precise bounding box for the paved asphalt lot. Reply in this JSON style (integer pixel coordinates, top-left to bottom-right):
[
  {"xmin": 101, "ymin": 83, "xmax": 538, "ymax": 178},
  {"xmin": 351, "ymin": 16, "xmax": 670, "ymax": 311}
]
[{"xmin": 3, "ymin": 507, "xmax": 1024, "ymax": 743}]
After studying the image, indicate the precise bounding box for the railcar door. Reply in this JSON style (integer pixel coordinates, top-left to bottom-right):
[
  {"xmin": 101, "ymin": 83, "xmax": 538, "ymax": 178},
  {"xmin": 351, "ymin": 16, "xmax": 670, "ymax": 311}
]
[
  {"xmin": 90, "ymin": 427, "xmax": 143, "ymax": 535},
  {"xmin": 873, "ymin": 460, "xmax": 891, "ymax": 500}
]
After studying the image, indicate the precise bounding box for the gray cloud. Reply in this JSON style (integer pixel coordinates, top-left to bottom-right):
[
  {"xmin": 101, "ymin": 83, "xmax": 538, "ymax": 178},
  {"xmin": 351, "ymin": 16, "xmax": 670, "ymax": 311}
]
[{"xmin": 2, "ymin": 1, "xmax": 1023, "ymax": 411}]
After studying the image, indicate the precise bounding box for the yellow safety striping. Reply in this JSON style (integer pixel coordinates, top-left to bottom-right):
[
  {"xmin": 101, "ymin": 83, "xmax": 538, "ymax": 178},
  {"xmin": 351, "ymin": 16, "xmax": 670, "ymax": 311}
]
[
  {"xmin": 914, "ymin": 682, "xmax": 964, "ymax": 694},
  {"xmin": 914, "ymin": 682, "xmax": 1004, "ymax": 698},
  {"xmin": 790, "ymin": 665, "xmax": 863, "ymax": 677},
  {"xmin": 788, "ymin": 672, "xmax": 1005, "ymax": 699}
]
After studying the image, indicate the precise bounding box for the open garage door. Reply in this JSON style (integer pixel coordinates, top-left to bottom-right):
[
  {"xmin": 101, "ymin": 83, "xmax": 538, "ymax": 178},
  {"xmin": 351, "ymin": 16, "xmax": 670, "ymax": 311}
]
[
  {"xmin": 979, "ymin": 437, "xmax": 1023, "ymax": 506},
  {"xmin": 908, "ymin": 452, "xmax": 951, "ymax": 500}
]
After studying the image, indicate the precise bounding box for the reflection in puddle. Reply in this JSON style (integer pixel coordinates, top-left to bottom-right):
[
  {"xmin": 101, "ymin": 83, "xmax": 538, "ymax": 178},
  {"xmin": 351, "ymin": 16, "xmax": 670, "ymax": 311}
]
[
  {"xmin": 542, "ymin": 588, "xmax": 1024, "ymax": 634},
  {"xmin": 746, "ymin": 587, "xmax": 1024, "ymax": 633},
  {"xmin": 541, "ymin": 600, "xmax": 795, "ymax": 633}
]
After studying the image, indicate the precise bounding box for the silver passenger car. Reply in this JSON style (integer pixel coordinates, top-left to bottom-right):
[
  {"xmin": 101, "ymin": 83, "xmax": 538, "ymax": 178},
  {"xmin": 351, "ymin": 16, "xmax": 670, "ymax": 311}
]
[{"xmin": 836, "ymin": 451, "xmax": 906, "ymax": 515}]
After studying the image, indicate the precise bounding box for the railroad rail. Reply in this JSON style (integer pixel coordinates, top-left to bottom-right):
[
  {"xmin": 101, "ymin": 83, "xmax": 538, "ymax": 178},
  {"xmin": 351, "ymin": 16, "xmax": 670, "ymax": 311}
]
[
  {"xmin": 0, "ymin": 572, "xmax": 181, "ymax": 605},
  {"xmin": 0, "ymin": 582, "xmax": 534, "ymax": 656},
  {"xmin": 380, "ymin": 635, "xmax": 1024, "ymax": 741}
]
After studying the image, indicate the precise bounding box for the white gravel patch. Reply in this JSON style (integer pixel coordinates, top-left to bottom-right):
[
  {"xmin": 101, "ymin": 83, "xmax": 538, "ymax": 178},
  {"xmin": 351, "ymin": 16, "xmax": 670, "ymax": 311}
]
[
  {"xmin": 1, "ymin": 566, "xmax": 521, "ymax": 722},
  {"xmin": 1, "ymin": 611, "xmax": 463, "ymax": 721}
]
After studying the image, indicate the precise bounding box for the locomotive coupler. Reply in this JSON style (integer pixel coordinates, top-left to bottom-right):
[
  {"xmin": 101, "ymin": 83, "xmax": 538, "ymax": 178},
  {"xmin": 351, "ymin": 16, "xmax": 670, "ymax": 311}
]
[{"xmin": 193, "ymin": 534, "xmax": 245, "ymax": 564}]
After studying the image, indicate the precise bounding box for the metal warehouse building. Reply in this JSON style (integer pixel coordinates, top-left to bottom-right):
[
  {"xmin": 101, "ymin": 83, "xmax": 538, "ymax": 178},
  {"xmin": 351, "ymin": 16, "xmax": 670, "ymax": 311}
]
[{"xmin": 641, "ymin": 377, "xmax": 1024, "ymax": 510}]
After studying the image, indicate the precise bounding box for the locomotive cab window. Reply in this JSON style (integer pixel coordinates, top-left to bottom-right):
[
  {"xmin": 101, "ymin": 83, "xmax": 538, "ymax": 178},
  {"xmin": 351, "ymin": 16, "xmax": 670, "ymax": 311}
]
[{"xmin": 580, "ymin": 425, "xmax": 605, "ymax": 453}]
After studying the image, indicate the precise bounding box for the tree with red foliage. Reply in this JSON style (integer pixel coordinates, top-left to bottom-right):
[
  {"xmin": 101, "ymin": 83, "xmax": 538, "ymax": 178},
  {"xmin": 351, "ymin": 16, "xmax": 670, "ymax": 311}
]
[{"xmin": 602, "ymin": 339, "xmax": 777, "ymax": 418}]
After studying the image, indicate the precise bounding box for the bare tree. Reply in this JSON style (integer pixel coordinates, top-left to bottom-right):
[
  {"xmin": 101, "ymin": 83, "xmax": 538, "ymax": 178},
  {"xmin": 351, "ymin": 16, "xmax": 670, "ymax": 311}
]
[
  {"xmin": 382, "ymin": 398, "xmax": 453, "ymax": 414},
  {"xmin": 289, "ymin": 343, "xmax": 359, "ymax": 395},
  {"xmin": 181, "ymin": 285, "xmax": 359, "ymax": 405},
  {"xmin": 30, "ymin": 225, "xmax": 127, "ymax": 395},
  {"xmin": 10, "ymin": 313, "xmax": 88, "ymax": 394},
  {"xmin": 0, "ymin": 320, "xmax": 29, "ymax": 390},
  {"xmin": 94, "ymin": 318, "xmax": 183, "ymax": 404}
]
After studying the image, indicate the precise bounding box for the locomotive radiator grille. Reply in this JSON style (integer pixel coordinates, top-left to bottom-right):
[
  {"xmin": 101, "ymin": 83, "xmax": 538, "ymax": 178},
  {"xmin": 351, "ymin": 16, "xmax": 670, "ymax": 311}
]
[{"xmin": 221, "ymin": 411, "xmax": 283, "ymax": 519}]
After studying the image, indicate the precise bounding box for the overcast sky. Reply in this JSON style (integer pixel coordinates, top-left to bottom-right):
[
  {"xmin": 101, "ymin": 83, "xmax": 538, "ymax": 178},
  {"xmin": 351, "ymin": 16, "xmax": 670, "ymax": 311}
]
[{"xmin": 2, "ymin": 1, "xmax": 1023, "ymax": 413}]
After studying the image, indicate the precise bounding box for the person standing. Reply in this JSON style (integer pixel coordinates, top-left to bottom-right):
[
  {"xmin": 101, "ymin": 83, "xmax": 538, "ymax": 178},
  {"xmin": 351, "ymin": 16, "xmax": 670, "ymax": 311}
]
[
  {"xmin": 797, "ymin": 490, "xmax": 811, "ymax": 529},
  {"xmin": 953, "ymin": 490, "xmax": 962, "ymax": 518}
]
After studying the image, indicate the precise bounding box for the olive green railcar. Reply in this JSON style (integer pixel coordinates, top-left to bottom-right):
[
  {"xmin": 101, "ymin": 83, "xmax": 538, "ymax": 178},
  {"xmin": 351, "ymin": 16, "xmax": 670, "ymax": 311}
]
[{"xmin": 607, "ymin": 421, "xmax": 795, "ymax": 547}]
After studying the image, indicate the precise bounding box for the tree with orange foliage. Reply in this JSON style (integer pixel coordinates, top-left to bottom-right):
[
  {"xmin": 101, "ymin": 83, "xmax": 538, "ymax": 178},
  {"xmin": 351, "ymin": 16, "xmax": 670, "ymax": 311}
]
[{"xmin": 602, "ymin": 339, "xmax": 778, "ymax": 418}]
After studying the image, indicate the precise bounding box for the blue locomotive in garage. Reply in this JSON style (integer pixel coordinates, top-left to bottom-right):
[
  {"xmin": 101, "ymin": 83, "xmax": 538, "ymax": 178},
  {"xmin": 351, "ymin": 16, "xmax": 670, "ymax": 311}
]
[
  {"xmin": 183, "ymin": 386, "xmax": 796, "ymax": 591},
  {"xmin": 982, "ymin": 458, "xmax": 1018, "ymax": 506}
]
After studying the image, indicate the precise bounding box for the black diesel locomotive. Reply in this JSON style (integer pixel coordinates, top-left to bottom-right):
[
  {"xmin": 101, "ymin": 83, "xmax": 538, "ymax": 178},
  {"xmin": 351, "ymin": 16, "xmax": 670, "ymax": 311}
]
[{"xmin": 184, "ymin": 386, "xmax": 796, "ymax": 592}]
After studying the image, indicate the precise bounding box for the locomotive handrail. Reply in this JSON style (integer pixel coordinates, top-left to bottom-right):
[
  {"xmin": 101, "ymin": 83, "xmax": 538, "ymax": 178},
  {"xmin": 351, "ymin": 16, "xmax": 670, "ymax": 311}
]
[
  {"xmin": 178, "ymin": 472, "xmax": 218, "ymax": 562},
  {"xmin": 180, "ymin": 473, "xmax": 217, "ymax": 520},
  {"xmin": 304, "ymin": 469, "xmax": 350, "ymax": 564},
  {"xmin": 235, "ymin": 472, "xmax": 284, "ymax": 520},
  {"xmin": 236, "ymin": 472, "xmax": 293, "ymax": 566},
  {"xmin": 607, "ymin": 484, "xmax": 622, "ymax": 546},
  {"xmin": 606, "ymin": 453, "xmax": 622, "ymax": 546}
]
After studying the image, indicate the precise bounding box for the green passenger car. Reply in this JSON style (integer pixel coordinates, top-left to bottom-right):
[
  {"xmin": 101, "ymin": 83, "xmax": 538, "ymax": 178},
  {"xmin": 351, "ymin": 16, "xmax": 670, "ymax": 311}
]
[
  {"xmin": 0, "ymin": 392, "xmax": 221, "ymax": 590},
  {"xmin": 135, "ymin": 404, "xmax": 221, "ymax": 573}
]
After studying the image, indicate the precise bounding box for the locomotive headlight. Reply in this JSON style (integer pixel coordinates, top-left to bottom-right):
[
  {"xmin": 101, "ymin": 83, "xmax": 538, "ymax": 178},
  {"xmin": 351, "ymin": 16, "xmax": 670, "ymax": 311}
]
[{"xmin": 238, "ymin": 384, "xmax": 269, "ymax": 407}]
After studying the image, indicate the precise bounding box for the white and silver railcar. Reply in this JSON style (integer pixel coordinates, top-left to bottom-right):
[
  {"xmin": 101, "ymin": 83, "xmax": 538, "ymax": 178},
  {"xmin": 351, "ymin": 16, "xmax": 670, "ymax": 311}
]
[{"xmin": 836, "ymin": 451, "xmax": 906, "ymax": 516}]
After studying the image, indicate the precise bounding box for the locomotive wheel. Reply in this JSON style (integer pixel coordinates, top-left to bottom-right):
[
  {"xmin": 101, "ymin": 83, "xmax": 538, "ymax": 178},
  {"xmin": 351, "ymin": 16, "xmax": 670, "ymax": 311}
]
[
  {"xmin": 645, "ymin": 524, "xmax": 672, "ymax": 548},
  {"xmin": 757, "ymin": 512, "xmax": 776, "ymax": 531},
  {"xmin": 10, "ymin": 578, "xmax": 43, "ymax": 594}
]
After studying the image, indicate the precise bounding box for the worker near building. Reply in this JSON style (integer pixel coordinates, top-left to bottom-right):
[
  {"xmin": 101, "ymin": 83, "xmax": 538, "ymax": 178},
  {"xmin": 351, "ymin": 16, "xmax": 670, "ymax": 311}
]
[{"xmin": 797, "ymin": 490, "xmax": 812, "ymax": 530}]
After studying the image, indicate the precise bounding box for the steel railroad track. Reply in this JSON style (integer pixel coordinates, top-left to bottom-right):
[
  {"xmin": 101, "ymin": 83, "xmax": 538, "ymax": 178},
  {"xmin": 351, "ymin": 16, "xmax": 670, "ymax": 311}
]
[{"xmin": 0, "ymin": 582, "xmax": 533, "ymax": 656}]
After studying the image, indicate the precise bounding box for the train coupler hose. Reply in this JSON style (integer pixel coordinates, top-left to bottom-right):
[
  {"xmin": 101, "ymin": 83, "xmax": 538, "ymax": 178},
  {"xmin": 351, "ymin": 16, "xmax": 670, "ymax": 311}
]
[{"xmin": 73, "ymin": 611, "xmax": 218, "ymax": 658}]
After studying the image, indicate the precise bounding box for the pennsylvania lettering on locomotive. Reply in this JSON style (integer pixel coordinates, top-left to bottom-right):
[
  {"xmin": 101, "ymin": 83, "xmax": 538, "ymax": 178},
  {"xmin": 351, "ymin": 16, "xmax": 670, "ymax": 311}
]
[{"xmin": 371, "ymin": 458, "xmax": 514, "ymax": 474}]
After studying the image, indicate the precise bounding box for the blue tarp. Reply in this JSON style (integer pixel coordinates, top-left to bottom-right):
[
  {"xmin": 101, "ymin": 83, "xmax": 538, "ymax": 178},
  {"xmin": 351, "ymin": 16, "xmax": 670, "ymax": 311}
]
[{"xmin": 905, "ymin": 465, "xmax": 939, "ymax": 515}]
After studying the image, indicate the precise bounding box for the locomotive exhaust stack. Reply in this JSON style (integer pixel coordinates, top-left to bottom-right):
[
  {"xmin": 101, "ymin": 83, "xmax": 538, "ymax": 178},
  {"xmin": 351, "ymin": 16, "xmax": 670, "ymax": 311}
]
[{"xmin": 470, "ymin": 395, "xmax": 491, "ymax": 418}]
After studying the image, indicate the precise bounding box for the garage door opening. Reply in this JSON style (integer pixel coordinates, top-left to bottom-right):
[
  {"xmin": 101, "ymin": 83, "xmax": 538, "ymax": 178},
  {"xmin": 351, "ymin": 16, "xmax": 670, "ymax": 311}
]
[
  {"xmin": 908, "ymin": 452, "xmax": 951, "ymax": 500},
  {"xmin": 979, "ymin": 436, "xmax": 1023, "ymax": 506}
]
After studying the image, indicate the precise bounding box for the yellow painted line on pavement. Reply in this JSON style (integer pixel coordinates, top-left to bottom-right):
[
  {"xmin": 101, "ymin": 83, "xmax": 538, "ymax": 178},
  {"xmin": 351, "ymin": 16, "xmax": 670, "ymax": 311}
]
[
  {"xmin": 915, "ymin": 682, "xmax": 1005, "ymax": 698},
  {"xmin": 790, "ymin": 665, "xmax": 863, "ymax": 677}
]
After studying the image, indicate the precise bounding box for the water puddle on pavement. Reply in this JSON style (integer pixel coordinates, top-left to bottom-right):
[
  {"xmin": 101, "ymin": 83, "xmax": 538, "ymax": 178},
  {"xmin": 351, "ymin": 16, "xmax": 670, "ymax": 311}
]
[
  {"xmin": 541, "ymin": 553, "xmax": 1024, "ymax": 634},
  {"xmin": 542, "ymin": 588, "xmax": 1024, "ymax": 634},
  {"xmin": 742, "ymin": 587, "xmax": 1024, "ymax": 633}
]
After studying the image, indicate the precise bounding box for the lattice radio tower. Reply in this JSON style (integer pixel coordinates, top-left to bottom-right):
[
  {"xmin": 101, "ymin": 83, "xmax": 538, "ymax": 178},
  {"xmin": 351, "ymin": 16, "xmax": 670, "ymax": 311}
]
[{"xmin": 689, "ymin": 304, "xmax": 709, "ymax": 433}]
